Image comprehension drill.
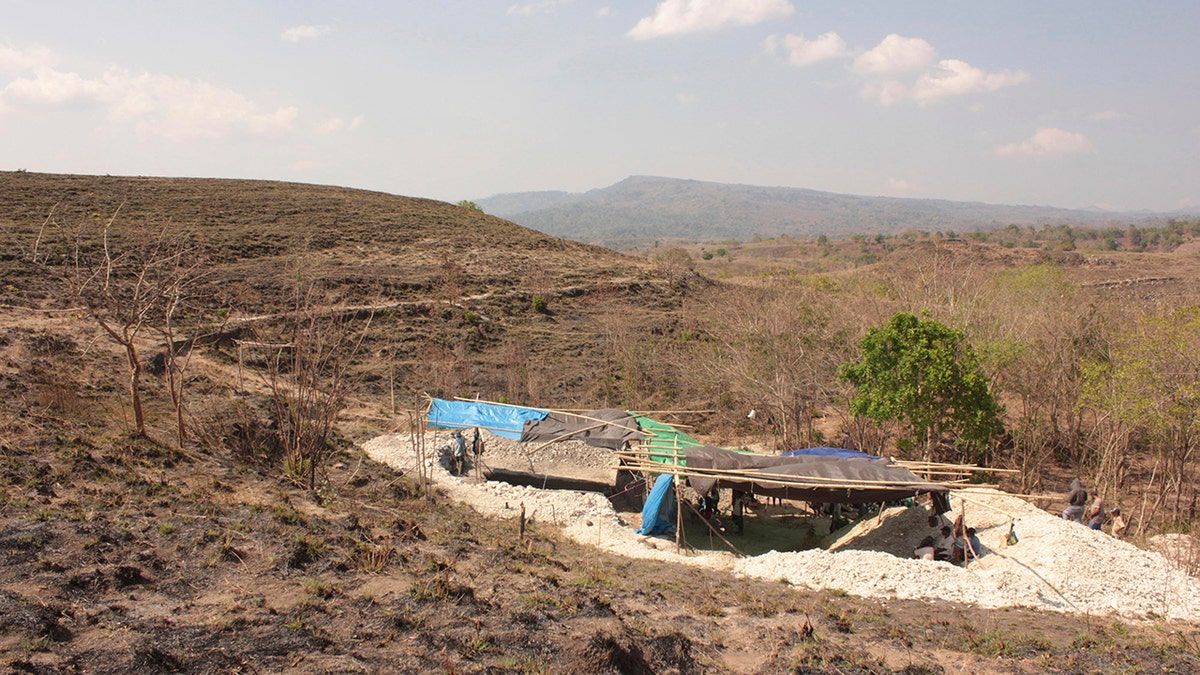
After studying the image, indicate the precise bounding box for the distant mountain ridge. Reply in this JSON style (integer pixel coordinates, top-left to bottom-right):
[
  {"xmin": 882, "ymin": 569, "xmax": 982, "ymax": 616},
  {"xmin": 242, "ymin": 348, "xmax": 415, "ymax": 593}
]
[{"xmin": 478, "ymin": 176, "xmax": 1176, "ymax": 248}]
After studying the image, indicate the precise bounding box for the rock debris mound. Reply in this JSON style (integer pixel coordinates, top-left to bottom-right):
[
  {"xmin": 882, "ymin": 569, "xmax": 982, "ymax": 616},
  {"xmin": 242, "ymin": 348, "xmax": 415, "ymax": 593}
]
[{"xmin": 362, "ymin": 432, "xmax": 1200, "ymax": 621}]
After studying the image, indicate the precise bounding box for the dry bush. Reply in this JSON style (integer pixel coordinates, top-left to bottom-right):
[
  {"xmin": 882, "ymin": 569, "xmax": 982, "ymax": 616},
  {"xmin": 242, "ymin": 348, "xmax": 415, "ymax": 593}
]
[
  {"xmin": 191, "ymin": 397, "xmax": 282, "ymax": 467},
  {"xmin": 261, "ymin": 278, "xmax": 372, "ymax": 490},
  {"xmin": 691, "ymin": 279, "xmax": 852, "ymax": 450}
]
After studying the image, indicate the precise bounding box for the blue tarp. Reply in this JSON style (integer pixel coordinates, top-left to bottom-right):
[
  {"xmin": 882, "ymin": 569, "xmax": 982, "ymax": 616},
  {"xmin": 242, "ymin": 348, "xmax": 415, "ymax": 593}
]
[
  {"xmin": 781, "ymin": 446, "xmax": 884, "ymax": 461},
  {"xmin": 636, "ymin": 473, "xmax": 676, "ymax": 536},
  {"xmin": 427, "ymin": 399, "xmax": 549, "ymax": 440}
]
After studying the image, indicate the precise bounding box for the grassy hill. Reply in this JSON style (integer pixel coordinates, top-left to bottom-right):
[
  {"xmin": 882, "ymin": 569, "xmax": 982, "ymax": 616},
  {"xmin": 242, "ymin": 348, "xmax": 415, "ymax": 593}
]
[
  {"xmin": 1, "ymin": 171, "xmax": 1197, "ymax": 672},
  {"xmin": 479, "ymin": 175, "xmax": 1178, "ymax": 249}
]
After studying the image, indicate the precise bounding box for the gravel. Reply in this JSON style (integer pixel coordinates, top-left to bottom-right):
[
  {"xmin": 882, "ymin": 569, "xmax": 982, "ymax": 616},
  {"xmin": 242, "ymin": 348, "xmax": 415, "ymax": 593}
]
[{"xmin": 362, "ymin": 431, "xmax": 1200, "ymax": 621}]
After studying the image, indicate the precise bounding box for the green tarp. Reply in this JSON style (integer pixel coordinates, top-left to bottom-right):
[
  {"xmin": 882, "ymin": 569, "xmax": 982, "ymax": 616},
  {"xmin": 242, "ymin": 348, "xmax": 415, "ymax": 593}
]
[{"xmin": 634, "ymin": 416, "xmax": 704, "ymax": 466}]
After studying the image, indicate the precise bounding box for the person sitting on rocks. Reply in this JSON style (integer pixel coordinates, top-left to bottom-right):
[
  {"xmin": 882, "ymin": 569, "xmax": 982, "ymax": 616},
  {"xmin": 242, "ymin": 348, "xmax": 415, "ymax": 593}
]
[
  {"xmin": 967, "ymin": 527, "xmax": 982, "ymax": 557},
  {"xmin": 934, "ymin": 525, "xmax": 955, "ymax": 561},
  {"xmin": 952, "ymin": 527, "xmax": 983, "ymax": 563},
  {"xmin": 914, "ymin": 535, "xmax": 938, "ymax": 561}
]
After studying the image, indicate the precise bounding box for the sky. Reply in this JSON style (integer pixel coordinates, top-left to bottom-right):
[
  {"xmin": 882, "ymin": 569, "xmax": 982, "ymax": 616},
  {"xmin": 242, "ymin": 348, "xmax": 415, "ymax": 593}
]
[{"xmin": 2, "ymin": 1, "xmax": 1198, "ymax": 212}]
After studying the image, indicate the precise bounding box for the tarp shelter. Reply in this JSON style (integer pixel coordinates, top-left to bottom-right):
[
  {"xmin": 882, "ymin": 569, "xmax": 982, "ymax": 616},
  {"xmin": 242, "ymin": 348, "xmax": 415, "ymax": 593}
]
[
  {"xmin": 683, "ymin": 445, "xmax": 947, "ymax": 505},
  {"xmin": 520, "ymin": 409, "xmax": 644, "ymax": 450},
  {"xmin": 634, "ymin": 416, "xmax": 704, "ymax": 465},
  {"xmin": 427, "ymin": 399, "xmax": 548, "ymax": 439}
]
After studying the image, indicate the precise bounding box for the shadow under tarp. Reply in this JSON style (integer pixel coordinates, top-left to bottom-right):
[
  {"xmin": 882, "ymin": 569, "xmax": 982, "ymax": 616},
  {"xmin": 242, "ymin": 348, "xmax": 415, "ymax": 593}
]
[{"xmin": 683, "ymin": 445, "xmax": 948, "ymax": 505}]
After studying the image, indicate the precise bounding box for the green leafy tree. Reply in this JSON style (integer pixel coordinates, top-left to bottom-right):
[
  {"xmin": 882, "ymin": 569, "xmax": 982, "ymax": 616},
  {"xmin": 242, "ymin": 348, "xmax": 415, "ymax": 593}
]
[
  {"xmin": 1080, "ymin": 307, "xmax": 1200, "ymax": 524},
  {"xmin": 456, "ymin": 200, "xmax": 482, "ymax": 211},
  {"xmin": 839, "ymin": 312, "xmax": 1003, "ymax": 461}
]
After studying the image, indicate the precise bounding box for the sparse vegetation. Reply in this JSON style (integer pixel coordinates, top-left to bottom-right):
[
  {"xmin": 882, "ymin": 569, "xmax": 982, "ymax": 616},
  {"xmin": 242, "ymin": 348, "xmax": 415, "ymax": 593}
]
[{"xmin": 0, "ymin": 171, "xmax": 1197, "ymax": 672}]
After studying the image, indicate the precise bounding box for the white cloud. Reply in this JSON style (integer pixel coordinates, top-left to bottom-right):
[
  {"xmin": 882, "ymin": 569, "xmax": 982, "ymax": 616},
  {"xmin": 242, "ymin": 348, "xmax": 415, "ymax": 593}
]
[
  {"xmin": 994, "ymin": 128, "xmax": 1093, "ymax": 158},
  {"xmin": 768, "ymin": 32, "xmax": 848, "ymax": 67},
  {"xmin": 628, "ymin": 0, "xmax": 794, "ymax": 40},
  {"xmin": 281, "ymin": 25, "xmax": 332, "ymax": 43},
  {"xmin": 2, "ymin": 68, "xmax": 102, "ymax": 105},
  {"xmin": 1088, "ymin": 110, "xmax": 1125, "ymax": 121},
  {"xmin": 850, "ymin": 37, "xmax": 1029, "ymax": 106},
  {"xmin": 596, "ymin": 7, "xmax": 611, "ymax": 18},
  {"xmin": 910, "ymin": 59, "xmax": 1029, "ymax": 105},
  {"xmin": 1, "ymin": 66, "xmax": 298, "ymax": 141},
  {"xmin": 0, "ymin": 44, "xmax": 58, "ymax": 72},
  {"xmin": 852, "ymin": 34, "xmax": 936, "ymax": 75}
]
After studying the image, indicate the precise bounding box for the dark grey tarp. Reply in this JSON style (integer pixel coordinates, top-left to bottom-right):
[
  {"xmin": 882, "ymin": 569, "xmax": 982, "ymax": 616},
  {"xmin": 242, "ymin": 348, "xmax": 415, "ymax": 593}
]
[
  {"xmin": 683, "ymin": 445, "xmax": 946, "ymax": 505},
  {"xmin": 519, "ymin": 409, "xmax": 644, "ymax": 450}
]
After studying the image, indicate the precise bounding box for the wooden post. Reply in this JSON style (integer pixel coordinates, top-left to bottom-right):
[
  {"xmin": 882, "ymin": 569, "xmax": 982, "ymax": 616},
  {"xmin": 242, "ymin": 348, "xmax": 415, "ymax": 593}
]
[
  {"xmin": 674, "ymin": 438, "xmax": 683, "ymax": 552},
  {"xmin": 961, "ymin": 502, "xmax": 971, "ymax": 569}
]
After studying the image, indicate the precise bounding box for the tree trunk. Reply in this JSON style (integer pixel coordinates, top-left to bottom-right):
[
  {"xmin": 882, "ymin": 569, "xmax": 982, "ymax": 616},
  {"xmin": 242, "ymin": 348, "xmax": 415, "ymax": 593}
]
[{"xmin": 126, "ymin": 341, "xmax": 145, "ymax": 436}]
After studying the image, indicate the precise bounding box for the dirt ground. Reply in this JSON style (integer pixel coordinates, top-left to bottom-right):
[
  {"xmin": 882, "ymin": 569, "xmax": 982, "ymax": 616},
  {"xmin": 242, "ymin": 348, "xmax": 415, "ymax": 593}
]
[
  {"xmin": 2, "ymin": 171, "xmax": 1199, "ymax": 673},
  {"xmin": 5, "ymin": 430, "xmax": 1200, "ymax": 675}
]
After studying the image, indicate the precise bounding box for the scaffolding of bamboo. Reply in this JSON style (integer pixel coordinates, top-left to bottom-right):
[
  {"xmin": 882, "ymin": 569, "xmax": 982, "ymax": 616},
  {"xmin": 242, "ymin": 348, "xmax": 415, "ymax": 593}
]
[
  {"xmin": 613, "ymin": 449, "xmax": 997, "ymax": 493},
  {"xmin": 425, "ymin": 396, "xmax": 1010, "ymax": 495},
  {"xmin": 622, "ymin": 445, "xmax": 1004, "ymax": 487}
]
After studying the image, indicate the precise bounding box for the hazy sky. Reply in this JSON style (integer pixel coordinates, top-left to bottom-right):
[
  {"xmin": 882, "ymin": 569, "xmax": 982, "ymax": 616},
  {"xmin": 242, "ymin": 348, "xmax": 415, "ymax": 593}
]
[{"xmin": 3, "ymin": 1, "xmax": 1198, "ymax": 211}]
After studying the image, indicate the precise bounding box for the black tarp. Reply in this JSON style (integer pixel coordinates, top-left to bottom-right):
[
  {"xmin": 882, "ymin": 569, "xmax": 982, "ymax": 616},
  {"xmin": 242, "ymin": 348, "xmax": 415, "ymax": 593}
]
[
  {"xmin": 519, "ymin": 409, "xmax": 644, "ymax": 450},
  {"xmin": 683, "ymin": 445, "xmax": 947, "ymax": 505}
]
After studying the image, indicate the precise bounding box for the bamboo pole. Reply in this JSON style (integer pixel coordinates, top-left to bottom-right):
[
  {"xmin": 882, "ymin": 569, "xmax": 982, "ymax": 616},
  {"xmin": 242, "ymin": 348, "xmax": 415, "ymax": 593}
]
[
  {"xmin": 951, "ymin": 492, "xmax": 1021, "ymax": 520},
  {"xmin": 961, "ymin": 502, "xmax": 970, "ymax": 570},
  {"xmin": 540, "ymin": 406, "xmax": 713, "ymax": 414},
  {"xmin": 524, "ymin": 421, "xmax": 613, "ymax": 456},
  {"xmin": 680, "ymin": 495, "xmax": 745, "ymax": 557},
  {"xmin": 615, "ymin": 459, "xmax": 993, "ymax": 493},
  {"xmin": 614, "ymin": 452, "xmax": 986, "ymax": 490}
]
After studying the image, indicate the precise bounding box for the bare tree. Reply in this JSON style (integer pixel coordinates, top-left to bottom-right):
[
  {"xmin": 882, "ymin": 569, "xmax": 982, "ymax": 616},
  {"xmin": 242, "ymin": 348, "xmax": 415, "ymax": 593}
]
[{"xmin": 33, "ymin": 205, "xmax": 199, "ymax": 439}]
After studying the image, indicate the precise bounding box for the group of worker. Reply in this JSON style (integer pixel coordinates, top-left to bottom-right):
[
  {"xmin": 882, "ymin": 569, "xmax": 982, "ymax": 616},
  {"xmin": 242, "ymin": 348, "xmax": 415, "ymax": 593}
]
[
  {"xmin": 695, "ymin": 489, "xmax": 759, "ymax": 535},
  {"xmin": 448, "ymin": 428, "xmax": 485, "ymax": 477},
  {"xmin": 1063, "ymin": 478, "xmax": 1127, "ymax": 537},
  {"xmin": 914, "ymin": 515, "xmax": 983, "ymax": 564}
]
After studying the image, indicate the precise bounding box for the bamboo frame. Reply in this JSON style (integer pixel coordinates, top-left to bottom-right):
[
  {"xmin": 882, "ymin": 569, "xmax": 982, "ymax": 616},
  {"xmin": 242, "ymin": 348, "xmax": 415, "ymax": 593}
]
[
  {"xmin": 616, "ymin": 449, "xmax": 989, "ymax": 487},
  {"xmin": 614, "ymin": 452, "xmax": 994, "ymax": 492},
  {"xmin": 422, "ymin": 397, "xmax": 1028, "ymax": 502}
]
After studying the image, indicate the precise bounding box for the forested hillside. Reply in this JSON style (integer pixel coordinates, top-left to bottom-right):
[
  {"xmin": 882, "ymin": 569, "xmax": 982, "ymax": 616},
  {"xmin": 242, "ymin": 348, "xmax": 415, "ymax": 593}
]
[{"xmin": 479, "ymin": 175, "xmax": 1184, "ymax": 248}]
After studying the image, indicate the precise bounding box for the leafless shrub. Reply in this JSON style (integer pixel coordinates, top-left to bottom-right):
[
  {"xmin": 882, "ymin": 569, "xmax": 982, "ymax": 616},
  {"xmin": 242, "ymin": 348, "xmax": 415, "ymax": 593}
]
[
  {"xmin": 261, "ymin": 275, "xmax": 372, "ymax": 490},
  {"xmin": 191, "ymin": 397, "xmax": 281, "ymax": 466}
]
